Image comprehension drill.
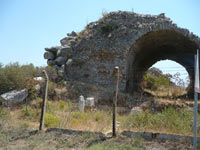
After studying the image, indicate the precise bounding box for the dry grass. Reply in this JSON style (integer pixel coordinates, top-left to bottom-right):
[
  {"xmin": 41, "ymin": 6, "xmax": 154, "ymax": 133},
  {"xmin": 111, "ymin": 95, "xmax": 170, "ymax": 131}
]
[
  {"xmin": 0, "ymin": 124, "xmax": 145, "ymax": 150},
  {"xmin": 0, "ymin": 114, "xmax": 194, "ymax": 150},
  {"xmin": 0, "ymin": 99, "xmax": 112, "ymax": 132},
  {"xmin": 144, "ymin": 85, "xmax": 187, "ymax": 97},
  {"xmin": 118, "ymin": 107, "xmax": 199, "ymax": 136},
  {"xmin": 0, "ymin": 98, "xmax": 199, "ymax": 149},
  {"xmin": 1, "ymin": 98, "xmax": 200, "ymax": 136}
]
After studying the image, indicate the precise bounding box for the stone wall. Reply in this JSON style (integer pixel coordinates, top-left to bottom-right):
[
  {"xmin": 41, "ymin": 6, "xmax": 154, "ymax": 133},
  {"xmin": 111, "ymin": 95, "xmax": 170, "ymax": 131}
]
[{"xmin": 44, "ymin": 11, "xmax": 200, "ymax": 102}]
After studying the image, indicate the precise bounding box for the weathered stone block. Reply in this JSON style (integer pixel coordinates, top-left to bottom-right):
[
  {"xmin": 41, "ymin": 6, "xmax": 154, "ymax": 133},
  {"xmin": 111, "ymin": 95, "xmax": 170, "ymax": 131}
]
[
  {"xmin": 55, "ymin": 57, "xmax": 67, "ymax": 66},
  {"xmin": 67, "ymin": 31, "xmax": 77, "ymax": 37},
  {"xmin": 44, "ymin": 51, "xmax": 55, "ymax": 60},
  {"xmin": 130, "ymin": 106, "xmax": 143, "ymax": 115},
  {"xmin": 78, "ymin": 95, "xmax": 85, "ymax": 112},
  {"xmin": 85, "ymin": 97, "xmax": 95, "ymax": 107},
  {"xmin": 45, "ymin": 46, "xmax": 60, "ymax": 53},
  {"xmin": 57, "ymin": 46, "xmax": 72, "ymax": 57},
  {"xmin": 47, "ymin": 59, "xmax": 56, "ymax": 66},
  {"xmin": 0, "ymin": 89, "xmax": 28, "ymax": 106}
]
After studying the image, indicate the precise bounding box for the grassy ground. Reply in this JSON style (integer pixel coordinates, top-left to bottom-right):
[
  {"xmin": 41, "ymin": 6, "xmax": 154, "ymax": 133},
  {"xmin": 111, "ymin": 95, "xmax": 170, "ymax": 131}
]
[
  {"xmin": 0, "ymin": 124, "xmax": 193, "ymax": 150},
  {"xmin": 0, "ymin": 99, "xmax": 199, "ymax": 149},
  {"xmin": 0, "ymin": 98, "xmax": 200, "ymax": 136},
  {"xmin": 144, "ymin": 85, "xmax": 187, "ymax": 97},
  {"xmin": 118, "ymin": 107, "xmax": 199, "ymax": 136},
  {"xmin": 0, "ymin": 122, "xmax": 144, "ymax": 150}
]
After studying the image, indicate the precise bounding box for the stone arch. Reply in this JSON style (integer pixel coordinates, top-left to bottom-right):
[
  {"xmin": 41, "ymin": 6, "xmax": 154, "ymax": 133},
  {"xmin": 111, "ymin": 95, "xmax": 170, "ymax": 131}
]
[
  {"xmin": 126, "ymin": 29, "xmax": 199, "ymax": 96},
  {"xmin": 44, "ymin": 11, "xmax": 200, "ymax": 100}
]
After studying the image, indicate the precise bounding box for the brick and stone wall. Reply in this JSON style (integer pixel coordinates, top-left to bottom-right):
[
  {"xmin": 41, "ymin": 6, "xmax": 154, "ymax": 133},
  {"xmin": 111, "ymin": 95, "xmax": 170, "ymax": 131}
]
[{"xmin": 44, "ymin": 11, "xmax": 200, "ymax": 103}]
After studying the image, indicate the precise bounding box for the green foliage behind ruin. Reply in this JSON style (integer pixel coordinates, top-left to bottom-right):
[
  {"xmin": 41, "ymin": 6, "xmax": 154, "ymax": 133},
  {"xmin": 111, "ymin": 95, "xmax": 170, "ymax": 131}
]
[
  {"xmin": 0, "ymin": 62, "xmax": 59, "ymax": 99},
  {"xmin": 0, "ymin": 63, "xmax": 36, "ymax": 94},
  {"xmin": 143, "ymin": 73, "xmax": 171, "ymax": 90}
]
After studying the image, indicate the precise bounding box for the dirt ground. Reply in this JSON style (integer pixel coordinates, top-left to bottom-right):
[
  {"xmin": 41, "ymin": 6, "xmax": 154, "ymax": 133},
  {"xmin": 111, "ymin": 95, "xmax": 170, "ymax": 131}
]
[{"xmin": 0, "ymin": 125, "xmax": 193, "ymax": 150}]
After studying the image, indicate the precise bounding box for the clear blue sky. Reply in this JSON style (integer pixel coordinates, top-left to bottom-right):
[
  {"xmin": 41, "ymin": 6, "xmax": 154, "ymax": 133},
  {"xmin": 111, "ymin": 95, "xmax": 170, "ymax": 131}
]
[{"xmin": 0, "ymin": 0, "xmax": 200, "ymax": 81}]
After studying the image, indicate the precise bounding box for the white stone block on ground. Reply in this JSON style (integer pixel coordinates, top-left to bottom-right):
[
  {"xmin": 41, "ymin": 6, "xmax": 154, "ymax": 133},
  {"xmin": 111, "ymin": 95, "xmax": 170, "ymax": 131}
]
[
  {"xmin": 116, "ymin": 121, "xmax": 120, "ymax": 128},
  {"xmin": 33, "ymin": 77, "xmax": 43, "ymax": 81},
  {"xmin": 130, "ymin": 107, "xmax": 143, "ymax": 115},
  {"xmin": 0, "ymin": 89, "xmax": 28, "ymax": 106},
  {"xmin": 85, "ymin": 97, "xmax": 95, "ymax": 107},
  {"xmin": 78, "ymin": 95, "xmax": 85, "ymax": 112}
]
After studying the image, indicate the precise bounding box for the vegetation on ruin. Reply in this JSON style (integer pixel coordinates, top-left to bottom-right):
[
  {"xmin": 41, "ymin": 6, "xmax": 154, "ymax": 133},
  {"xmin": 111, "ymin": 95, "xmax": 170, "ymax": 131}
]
[
  {"xmin": 0, "ymin": 62, "xmax": 195, "ymax": 149},
  {"xmin": 0, "ymin": 62, "xmax": 63, "ymax": 100},
  {"xmin": 0, "ymin": 98, "xmax": 199, "ymax": 136},
  {"xmin": 143, "ymin": 67, "xmax": 187, "ymax": 97}
]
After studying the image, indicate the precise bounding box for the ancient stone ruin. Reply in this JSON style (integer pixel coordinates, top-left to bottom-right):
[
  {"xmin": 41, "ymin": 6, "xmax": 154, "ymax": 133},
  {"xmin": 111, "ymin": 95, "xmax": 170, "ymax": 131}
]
[{"xmin": 44, "ymin": 11, "xmax": 200, "ymax": 104}]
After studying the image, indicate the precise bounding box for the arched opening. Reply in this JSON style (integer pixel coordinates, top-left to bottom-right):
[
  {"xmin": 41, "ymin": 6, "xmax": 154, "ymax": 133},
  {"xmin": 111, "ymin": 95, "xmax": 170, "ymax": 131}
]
[
  {"xmin": 126, "ymin": 30, "xmax": 198, "ymax": 97},
  {"xmin": 142, "ymin": 60, "xmax": 190, "ymax": 97},
  {"xmin": 152, "ymin": 60, "xmax": 190, "ymax": 87}
]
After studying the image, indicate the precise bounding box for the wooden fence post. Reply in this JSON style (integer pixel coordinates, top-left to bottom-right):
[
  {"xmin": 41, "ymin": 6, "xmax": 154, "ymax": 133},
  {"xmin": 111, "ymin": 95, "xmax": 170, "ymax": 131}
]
[
  {"xmin": 39, "ymin": 70, "xmax": 49, "ymax": 130},
  {"xmin": 113, "ymin": 66, "xmax": 119, "ymax": 137}
]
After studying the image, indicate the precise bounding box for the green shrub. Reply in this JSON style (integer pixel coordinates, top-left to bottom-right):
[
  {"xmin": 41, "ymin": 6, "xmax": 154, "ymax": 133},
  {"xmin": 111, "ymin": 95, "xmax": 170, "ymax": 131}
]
[
  {"xmin": 100, "ymin": 23, "xmax": 117, "ymax": 35},
  {"xmin": 71, "ymin": 112, "xmax": 89, "ymax": 125},
  {"xmin": 93, "ymin": 112, "xmax": 104, "ymax": 122},
  {"xmin": 19, "ymin": 122, "xmax": 30, "ymax": 129},
  {"xmin": 0, "ymin": 108, "xmax": 11, "ymax": 120},
  {"xmin": 0, "ymin": 63, "xmax": 38, "ymax": 99},
  {"xmin": 72, "ymin": 112, "xmax": 89, "ymax": 120},
  {"xmin": 143, "ymin": 73, "xmax": 171, "ymax": 90},
  {"xmin": 21, "ymin": 106, "xmax": 40, "ymax": 121},
  {"xmin": 47, "ymin": 81, "xmax": 57, "ymax": 100},
  {"xmin": 65, "ymin": 101, "xmax": 74, "ymax": 112},
  {"xmin": 44, "ymin": 113, "xmax": 61, "ymax": 128},
  {"xmin": 46, "ymin": 101, "xmax": 58, "ymax": 115},
  {"xmin": 59, "ymin": 101, "xmax": 65, "ymax": 110},
  {"xmin": 35, "ymin": 98, "xmax": 43, "ymax": 109},
  {"xmin": 125, "ymin": 107, "xmax": 193, "ymax": 135},
  {"xmin": 0, "ymin": 62, "xmax": 63, "ymax": 100},
  {"xmin": 58, "ymin": 100, "xmax": 73, "ymax": 111}
]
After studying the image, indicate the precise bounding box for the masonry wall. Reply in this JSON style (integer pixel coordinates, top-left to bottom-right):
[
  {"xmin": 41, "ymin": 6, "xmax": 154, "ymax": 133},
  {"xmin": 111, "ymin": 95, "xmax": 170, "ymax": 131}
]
[{"xmin": 44, "ymin": 11, "xmax": 200, "ymax": 102}]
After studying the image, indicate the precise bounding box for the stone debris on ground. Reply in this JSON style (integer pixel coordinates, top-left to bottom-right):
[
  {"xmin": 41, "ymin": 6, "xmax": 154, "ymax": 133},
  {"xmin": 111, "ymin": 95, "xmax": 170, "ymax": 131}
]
[
  {"xmin": 0, "ymin": 89, "xmax": 28, "ymax": 106},
  {"xmin": 130, "ymin": 98, "xmax": 192, "ymax": 115},
  {"xmin": 140, "ymin": 98, "xmax": 188, "ymax": 112},
  {"xmin": 130, "ymin": 106, "xmax": 143, "ymax": 115}
]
